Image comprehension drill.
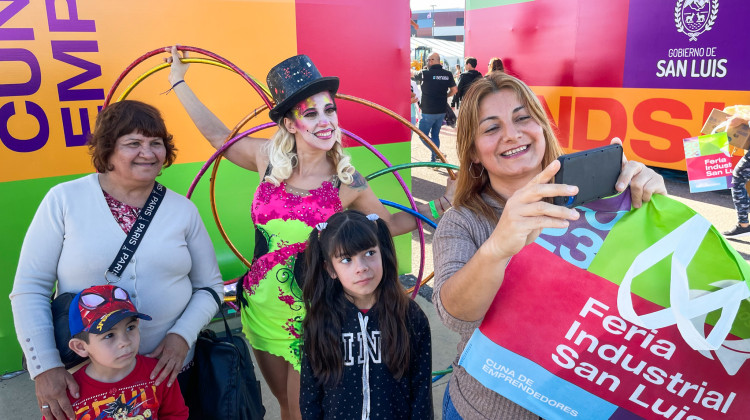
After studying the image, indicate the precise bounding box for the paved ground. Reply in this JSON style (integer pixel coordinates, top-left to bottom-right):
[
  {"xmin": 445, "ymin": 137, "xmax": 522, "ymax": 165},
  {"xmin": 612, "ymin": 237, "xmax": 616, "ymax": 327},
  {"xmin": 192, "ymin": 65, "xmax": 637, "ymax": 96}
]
[{"xmin": 3, "ymin": 124, "xmax": 750, "ymax": 419}]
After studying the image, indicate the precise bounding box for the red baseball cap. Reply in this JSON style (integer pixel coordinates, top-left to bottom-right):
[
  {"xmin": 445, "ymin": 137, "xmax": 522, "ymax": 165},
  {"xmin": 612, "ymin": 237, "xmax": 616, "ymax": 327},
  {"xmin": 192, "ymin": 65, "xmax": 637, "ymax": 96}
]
[{"xmin": 68, "ymin": 285, "xmax": 151, "ymax": 336}]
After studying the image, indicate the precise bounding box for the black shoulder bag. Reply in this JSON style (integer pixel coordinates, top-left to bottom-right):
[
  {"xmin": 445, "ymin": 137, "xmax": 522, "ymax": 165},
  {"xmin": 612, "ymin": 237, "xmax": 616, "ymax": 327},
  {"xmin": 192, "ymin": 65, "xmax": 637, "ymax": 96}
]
[
  {"xmin": 49, "ymin": 182, "xmax": 166, "ymax": 369},
  {"xmin": 188, "ymin": 287, "xmax": 265, "ymax": 420}
]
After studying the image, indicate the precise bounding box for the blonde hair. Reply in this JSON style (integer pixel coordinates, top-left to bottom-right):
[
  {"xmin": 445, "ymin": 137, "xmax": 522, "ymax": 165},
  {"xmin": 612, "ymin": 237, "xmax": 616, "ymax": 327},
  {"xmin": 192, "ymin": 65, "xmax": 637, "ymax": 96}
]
[
  {"xmin": 454, "ymin": 72, "xmax": 563, "ymax": 223},
  {"xmin": 263, "ymin": 123, "xmax": 355, "ymax": 186}
]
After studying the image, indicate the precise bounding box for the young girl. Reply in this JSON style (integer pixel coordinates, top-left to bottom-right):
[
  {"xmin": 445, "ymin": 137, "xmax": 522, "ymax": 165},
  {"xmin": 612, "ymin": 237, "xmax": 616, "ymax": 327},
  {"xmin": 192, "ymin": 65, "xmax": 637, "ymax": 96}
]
[{"xmin": 300, "ymin": 210, "xmax": 433, "ymax": 419}]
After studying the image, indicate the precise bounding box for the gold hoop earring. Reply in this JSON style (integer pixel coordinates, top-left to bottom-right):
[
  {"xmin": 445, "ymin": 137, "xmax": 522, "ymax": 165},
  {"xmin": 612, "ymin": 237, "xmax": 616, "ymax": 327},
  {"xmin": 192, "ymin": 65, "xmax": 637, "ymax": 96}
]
[{"xmin": 469, "ymin": 162, "xmax": 485, "ymax": 179}]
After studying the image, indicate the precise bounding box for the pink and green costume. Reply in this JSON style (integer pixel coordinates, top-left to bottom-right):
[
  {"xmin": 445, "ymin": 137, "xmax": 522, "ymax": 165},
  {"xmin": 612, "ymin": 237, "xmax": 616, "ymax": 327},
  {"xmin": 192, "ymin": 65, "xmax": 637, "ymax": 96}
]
[{"xmin": 240, "ymin": 174, "xmax": 342, "ymax": 370}]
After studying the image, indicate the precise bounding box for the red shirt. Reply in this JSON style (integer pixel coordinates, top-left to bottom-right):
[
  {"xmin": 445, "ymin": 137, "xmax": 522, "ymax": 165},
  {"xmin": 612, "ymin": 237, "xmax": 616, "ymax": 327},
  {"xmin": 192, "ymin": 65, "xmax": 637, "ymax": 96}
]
[{"xmin": 62, "ymin": 355, "xmax": 188, "ymax": 420}]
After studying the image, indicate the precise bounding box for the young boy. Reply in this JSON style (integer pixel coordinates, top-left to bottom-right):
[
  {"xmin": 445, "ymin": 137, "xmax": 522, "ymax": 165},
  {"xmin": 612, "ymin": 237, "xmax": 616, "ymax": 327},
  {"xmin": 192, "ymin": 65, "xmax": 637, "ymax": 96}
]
[{"xmin": 64, "ymin": 285, "xmax": 188, "ymax": 419}]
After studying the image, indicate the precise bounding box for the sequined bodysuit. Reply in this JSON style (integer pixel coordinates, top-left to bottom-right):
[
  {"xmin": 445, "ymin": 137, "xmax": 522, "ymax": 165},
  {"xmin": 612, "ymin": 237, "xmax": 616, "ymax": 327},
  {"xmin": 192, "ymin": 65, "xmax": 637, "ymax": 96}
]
[{"xmin": 241, "ymin": 174, "xmax": 342, "ymax": 370}]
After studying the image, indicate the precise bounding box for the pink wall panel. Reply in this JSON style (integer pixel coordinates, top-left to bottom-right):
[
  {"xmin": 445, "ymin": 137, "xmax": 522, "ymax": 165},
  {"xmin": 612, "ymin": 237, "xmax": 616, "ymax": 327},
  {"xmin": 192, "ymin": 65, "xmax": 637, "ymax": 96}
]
[{"xmin": 296, "ymin": 0, "xmax": 411, "ymax": 145}]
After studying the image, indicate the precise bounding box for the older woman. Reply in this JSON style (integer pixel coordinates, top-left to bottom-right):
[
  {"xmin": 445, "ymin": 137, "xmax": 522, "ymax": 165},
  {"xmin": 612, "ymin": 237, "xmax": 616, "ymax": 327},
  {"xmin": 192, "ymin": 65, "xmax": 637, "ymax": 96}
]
[
  {"xmin": 166, "ymin": 48, "xmax": 453, "ymax": 420},
  {"xmin": 432, "ymin": 73, "xmax": 667, "ymax": 419},
  {"xmin": 10, "ymin": 100, "xmax": 224, "ymax": 420}
]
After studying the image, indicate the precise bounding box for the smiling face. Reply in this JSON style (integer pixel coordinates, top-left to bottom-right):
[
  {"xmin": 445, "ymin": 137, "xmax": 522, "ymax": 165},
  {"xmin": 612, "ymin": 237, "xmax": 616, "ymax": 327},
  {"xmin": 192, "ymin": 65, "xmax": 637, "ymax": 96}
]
[
  {"xmin": 328, "ymin": 246, "xmax": 383, "ymax": 309},
  {"xmin": 107, "ymin": 131, "xmax": 166, "ymax": 184},
  {"xmin": 473, "ymin": 89, "xmax": 546, "ymax": 196},
  {"xmin": 285, "ymin": 91, "xmax": 339, "ymax": 152}
]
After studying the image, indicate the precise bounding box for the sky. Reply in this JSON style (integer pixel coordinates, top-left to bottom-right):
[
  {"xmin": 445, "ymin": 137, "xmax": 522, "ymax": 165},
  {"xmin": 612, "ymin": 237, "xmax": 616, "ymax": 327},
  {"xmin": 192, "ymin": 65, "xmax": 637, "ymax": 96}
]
[{"xmin": 410, "ymin": 0, "xmax": 465, "ymax": 12}]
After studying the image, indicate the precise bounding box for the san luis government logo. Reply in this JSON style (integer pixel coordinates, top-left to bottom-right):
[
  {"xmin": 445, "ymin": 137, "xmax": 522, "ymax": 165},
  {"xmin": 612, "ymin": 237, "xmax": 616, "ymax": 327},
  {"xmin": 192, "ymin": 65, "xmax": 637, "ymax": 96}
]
[{"xmin": 675, "ymin": 0, "xmax": 719, "ymax": 41}]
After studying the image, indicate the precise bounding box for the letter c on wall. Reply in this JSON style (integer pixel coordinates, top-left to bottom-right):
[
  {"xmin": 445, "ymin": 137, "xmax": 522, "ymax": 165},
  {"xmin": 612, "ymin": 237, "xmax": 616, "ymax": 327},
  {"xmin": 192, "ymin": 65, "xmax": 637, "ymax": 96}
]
[{"xmin": 0, "ymin": 101, "xmax": 49, "ymax": 152}]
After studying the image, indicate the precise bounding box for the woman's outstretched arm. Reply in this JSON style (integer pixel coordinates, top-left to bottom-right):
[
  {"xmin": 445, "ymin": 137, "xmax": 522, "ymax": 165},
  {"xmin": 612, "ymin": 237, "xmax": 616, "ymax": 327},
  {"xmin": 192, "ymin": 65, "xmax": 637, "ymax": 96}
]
[{"xmin": 165, "ymin": 45, "xmax": 266, "ymax": 172}]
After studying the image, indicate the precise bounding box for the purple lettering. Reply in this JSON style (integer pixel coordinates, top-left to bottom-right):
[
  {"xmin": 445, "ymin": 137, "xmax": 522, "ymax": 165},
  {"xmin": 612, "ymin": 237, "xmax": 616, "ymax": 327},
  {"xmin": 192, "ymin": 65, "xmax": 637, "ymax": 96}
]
[
  {"xmin": 45, "ymin": 0, "xmax": 95, "ymax": 32},
  {"xmin": 0, "ymin": 0, "xmax": 33, "ymax": 40},
  {"xmin": 51, "ymin": 40, "xmax": 104, "ymax": 102},
  {"xmin": 0, "ymin": 101, "xmax": 49, "ymax": 152},
  {"xmin": 61, "ymin": 106, "xmax": 99, "ymax": 147},
  {"xmin": 0, "ymin": 48, "xmax": 41, "ymax": 96}
]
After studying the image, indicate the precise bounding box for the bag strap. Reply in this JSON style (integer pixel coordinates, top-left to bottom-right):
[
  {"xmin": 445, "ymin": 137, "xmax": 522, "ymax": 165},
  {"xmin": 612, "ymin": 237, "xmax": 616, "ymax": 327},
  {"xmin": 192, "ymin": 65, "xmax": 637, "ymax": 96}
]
[
  {"xmin": 105, "ymin": 182, "xmax": 166, "ymax": 283},
  {"xmin": 198, "ymin": 287, "xmax": 232, "ymax": 339}
]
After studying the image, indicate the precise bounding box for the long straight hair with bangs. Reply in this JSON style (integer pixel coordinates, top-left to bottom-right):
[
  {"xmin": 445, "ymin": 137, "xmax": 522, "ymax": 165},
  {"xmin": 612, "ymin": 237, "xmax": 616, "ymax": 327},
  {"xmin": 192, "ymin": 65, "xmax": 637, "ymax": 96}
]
[
  {"xmin": 302, "ymin": 210, "xmax": 411, "ymax": 386},
  {"xmin": 454, "ymin": 72, "xmax": 564, "ymax": 223}
]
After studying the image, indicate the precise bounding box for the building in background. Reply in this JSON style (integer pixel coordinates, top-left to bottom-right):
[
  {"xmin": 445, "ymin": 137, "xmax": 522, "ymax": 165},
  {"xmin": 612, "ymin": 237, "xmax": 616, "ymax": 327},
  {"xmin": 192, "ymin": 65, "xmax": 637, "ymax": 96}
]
[{"xmin": 412, "ymin": 8, "xmax": 464, "ymax": 42}]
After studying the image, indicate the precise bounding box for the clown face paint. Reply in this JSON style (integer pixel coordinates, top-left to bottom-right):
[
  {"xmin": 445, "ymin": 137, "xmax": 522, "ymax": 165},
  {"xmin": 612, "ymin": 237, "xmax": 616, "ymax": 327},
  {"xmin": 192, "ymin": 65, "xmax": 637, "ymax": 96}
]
[{"xmin": 288, "ymin": 91, "xmax": 339, "ymax": 152}]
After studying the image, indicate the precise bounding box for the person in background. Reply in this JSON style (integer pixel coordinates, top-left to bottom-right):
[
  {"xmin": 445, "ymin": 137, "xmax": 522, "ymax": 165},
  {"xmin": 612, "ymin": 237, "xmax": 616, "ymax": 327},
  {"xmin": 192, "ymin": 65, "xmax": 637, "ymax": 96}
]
[
  {"xmin": 431, "ymin": 72, "xmax": 666, "ymax": 419},
  {"xmin": 454, "ymin": 57, "xmax": 483, "ymax": 111},
  {"xmin": 10, "ymin": 100, "xmax": 223, "ymax": 420},
  {"xmin": 723, "ymin": 112, "xmax": 750, "ymax": 238},
  {"xmin": 451, "ymin": 63, "xmax": 461, "ymax": 109},
  {"xmin": 411, "ymin": 78, "xmax": 422, "ymax": 126},
  {"xmin": 488, "ymin": 57, "xmax": 505, "ymax": 73},
  {"xmin": 414, "ymin": 52, "xmax": 457, "ymax": 162}
]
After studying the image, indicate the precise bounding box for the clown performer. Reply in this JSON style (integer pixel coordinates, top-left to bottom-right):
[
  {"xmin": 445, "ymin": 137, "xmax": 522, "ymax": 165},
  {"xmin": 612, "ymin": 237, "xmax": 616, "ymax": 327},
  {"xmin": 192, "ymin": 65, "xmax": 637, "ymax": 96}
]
[{"xmin": 165, "ymin": 47, "xmax": 454, "ymax": 419}]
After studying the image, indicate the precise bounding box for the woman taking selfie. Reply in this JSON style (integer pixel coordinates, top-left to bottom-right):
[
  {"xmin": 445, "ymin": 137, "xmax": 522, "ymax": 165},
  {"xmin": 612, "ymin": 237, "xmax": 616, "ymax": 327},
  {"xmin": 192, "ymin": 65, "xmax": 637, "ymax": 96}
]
[{"xmin": 432, "ymin": 72, "xmax": 667, "ymax": 419}]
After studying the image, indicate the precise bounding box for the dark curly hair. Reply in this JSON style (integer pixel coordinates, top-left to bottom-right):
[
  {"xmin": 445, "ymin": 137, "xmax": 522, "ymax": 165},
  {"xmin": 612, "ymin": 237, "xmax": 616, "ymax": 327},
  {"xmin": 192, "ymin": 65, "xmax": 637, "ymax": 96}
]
[{"xmin": 88, "ymin": 100, "xmax": 176, "ymax": 173}]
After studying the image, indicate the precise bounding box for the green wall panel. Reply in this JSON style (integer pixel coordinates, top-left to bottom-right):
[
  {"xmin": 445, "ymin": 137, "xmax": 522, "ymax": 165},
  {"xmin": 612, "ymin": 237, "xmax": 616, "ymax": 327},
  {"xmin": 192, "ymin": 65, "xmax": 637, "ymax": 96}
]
[{"xmin": 467, "ymin": 0, "xmax": 534, "ymax": 11}]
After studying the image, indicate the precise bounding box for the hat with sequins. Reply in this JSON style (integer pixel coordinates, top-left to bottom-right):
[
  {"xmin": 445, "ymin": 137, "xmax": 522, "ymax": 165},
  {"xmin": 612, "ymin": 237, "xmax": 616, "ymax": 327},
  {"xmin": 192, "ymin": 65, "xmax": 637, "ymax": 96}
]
[{"xmin": 267, "ymin": 55, "xmax": 339, "ymax": 123}]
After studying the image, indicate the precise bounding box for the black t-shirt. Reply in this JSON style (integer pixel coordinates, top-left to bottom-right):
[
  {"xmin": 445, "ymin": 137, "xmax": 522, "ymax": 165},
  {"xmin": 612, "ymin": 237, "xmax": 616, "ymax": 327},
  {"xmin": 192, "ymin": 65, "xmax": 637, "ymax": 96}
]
[
  {"xmin": 456, "ymin": 69, "xmax": 483, "ymax": 100},
  {"xmin": 415, "ymin": 64, "xmax": 456, "ymax": 114}
]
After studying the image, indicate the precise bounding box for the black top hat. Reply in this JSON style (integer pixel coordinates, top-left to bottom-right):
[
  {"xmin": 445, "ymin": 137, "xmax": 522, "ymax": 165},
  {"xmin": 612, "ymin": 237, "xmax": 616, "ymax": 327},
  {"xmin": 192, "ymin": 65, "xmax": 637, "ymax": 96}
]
[{"xmin": 267, "ymin": 55, "xmax": 340, "ymax": 123}]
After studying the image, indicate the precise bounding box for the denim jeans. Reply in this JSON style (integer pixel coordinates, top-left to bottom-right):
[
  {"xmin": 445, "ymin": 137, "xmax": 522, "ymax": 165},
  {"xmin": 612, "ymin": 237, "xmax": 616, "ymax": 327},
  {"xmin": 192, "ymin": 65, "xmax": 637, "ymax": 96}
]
[
  {"xmin": 442, "ymin": 383, "xmax": 464, "ymax": 419},
  {"xmin": 418, "ymin": 112, "xmax": 445, "ymax": 161}
]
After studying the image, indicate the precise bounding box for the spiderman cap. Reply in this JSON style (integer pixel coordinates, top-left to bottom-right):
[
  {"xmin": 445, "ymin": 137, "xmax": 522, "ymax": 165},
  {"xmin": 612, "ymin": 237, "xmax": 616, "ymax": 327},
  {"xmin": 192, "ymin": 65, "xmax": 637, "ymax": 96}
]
[{"xmin": 68, "ymin": 285, "xmax": 151, "ymax": 336}]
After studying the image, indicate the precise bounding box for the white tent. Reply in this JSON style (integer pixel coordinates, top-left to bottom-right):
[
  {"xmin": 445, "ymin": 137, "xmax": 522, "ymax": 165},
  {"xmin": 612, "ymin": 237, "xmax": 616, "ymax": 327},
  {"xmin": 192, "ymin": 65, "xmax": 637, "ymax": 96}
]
[{"xmin": 410, "ymin": 37, "xmax": 465, "ymax": 70}]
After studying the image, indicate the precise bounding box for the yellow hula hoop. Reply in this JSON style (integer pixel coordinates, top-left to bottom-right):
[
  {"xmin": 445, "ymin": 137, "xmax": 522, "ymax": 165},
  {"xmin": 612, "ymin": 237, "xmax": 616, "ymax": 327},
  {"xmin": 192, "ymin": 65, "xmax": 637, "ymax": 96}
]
[
  {"xmin": 208, "ymin": 94, "xmax": 453, "ymax": 296},
  {"xmin": 116, "ymin": 58, "xmax": 272, "ymax": 102},
  {"xmin": 114, "ymin": 55, "xmax": 450, "ymax": 296}
]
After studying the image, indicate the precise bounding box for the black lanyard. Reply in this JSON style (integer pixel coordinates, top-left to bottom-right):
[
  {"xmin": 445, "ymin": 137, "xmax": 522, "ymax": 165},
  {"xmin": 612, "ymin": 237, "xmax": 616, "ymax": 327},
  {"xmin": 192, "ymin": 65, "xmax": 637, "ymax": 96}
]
[{"xmin": 105, "ymin": 182, "xmax": 166, "ymax": 283}]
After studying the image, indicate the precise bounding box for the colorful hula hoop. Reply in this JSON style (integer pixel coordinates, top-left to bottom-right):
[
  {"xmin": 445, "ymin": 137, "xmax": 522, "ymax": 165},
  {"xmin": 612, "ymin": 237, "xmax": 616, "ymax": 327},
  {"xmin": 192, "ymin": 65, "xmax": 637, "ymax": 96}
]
[
  {"xmin": 204, "ymin": 124, "xmax": 428, "ymax": 297},
  {"xmin": 186, "ymin": 122, "xmax": 276, "ymax": 199},
  {"xmin": 116, "ymin": 58, "xmax": 272, "ymax": 102},
  {"xmin": 379, "ymin": 200, "xmax": 438, "ymax": 294},
  {"xmin": 380, "ymin": 199, "xmax": 436, "ymax": 229},
  {"xmin": 366, "ymin": 162, "xmax": 460, "ymax": 181},
  {"xmin": 103, "ymin": 45, "xmax": 272, "ymax": 108},
  {"xmin": 109, "ymin": 46, "xmax": 455, "ymax": 298},
  {"xmin": 337, "ymin": 94, "xmax": 456, "ymax": 181}
]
